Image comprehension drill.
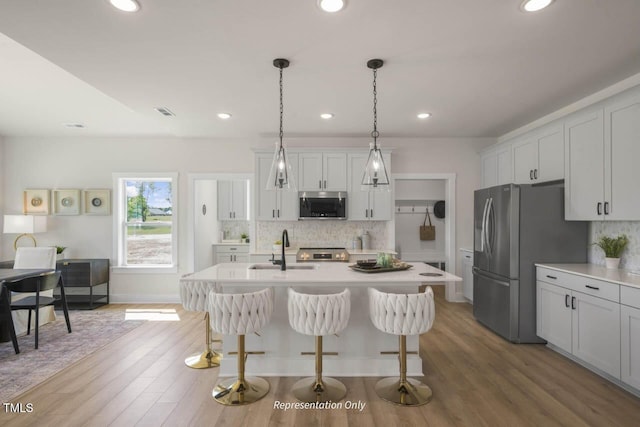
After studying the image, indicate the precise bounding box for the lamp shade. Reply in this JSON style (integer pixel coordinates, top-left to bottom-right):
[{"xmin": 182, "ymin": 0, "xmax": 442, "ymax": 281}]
[{"xmin": 3, "ymin": 215, "xmax": 47, "ymax": 234}]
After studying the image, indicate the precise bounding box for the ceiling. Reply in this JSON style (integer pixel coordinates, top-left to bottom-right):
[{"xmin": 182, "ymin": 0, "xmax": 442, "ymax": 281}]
[{"xmin": 1, "ymin": 0, "xmax": 640, "ymax": 139}]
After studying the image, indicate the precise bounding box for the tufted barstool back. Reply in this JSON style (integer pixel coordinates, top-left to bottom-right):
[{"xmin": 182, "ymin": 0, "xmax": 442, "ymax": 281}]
[
  {"xmin": 207, "ymin": 287, "xmax": 274, "ymax": 406},
  {"xmin": 287, "ymin": 287, "xmax": 351, "ymax": 403},
  {"xmin": 368, "ymin": 287, "xmax": 435, "ymax": 336},
  {"xmin": 178, "ymin": 274, "xmax": 222, "ymax": 369},
  {"xmin": 288, "ymin": 288, "xmax": 350, "ymax": 336},
  {"xmin": 367, "ymin": 286, "xmax": 436, "ymax": 407},
  {"xmin": 209, "ymin": 287, "xmax": 274, "ymax": 336}
]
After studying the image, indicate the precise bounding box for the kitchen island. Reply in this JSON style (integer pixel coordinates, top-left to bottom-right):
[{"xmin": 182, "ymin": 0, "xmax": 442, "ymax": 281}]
[{"xmin": 187, "ymin": 262, "xmax": 461, "ymax": 378}]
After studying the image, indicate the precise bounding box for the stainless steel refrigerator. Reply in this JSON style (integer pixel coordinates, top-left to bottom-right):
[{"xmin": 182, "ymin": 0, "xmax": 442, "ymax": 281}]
[{"xmin": 473, "ymin": 183, "xmax": 587, "ymax": 343}]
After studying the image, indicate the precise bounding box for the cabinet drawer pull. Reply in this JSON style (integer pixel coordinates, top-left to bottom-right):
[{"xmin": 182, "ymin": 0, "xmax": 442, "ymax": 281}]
[
  {"xmin": 585, "ymin": 285, "xmax": 600, "ymax": 290},
  {"xmin": 319, "ymin": 180, "xmax": 322, "ymax": 189},
  {"xmin": 604, "ymin": 202, "xmax": 609, "ymax": 215},
  {"xmin": 277, "ymin": 209, "xmax": 280, "ymax": 218},
  {"xmin": 571, "ymin": 296, "xmax": 576, "ymax": 310},
  {"xmin": 530, "ymin": 170, "xmax": 533, "ymax": 180},
  {"xmin": 546, "ymin": 275, "xmax": 557, "ymax": 280},
  {"xmin": 272, "ymin": 209, "xmax": 275, "ymax": 218},
  {"xmin": 534, "ymin": 169, "xmax": 538, "ymax": 179},
  {"xmin": 370, "ymin": 209, "xmax": 373, "ymax": 218},
  {"xmin": 465, "ymin": 255, "xmax": 471, "ymax": 259},
  {"xmin": 565, "ymin": 294, "xmax": 570, "ymax": 308},
  {"xmin": 597, "ymin": 202, "xmax": 602, "ymax": 215},
  {"xmin": 324, "ymin": 180, "xmax": 327, "ymax": 189}
]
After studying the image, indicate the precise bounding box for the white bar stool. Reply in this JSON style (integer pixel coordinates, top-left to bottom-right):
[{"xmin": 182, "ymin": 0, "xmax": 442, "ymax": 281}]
[
  {"xmin": 208, "ymin": 287, "xmax": 274, "ymax": 405},
  {"xmin": 288, "ymin": 287, "xmax": 351, "ymax": 403},
  {"xmin": 179, "ymin": 274, "xmax": 222, "ymax": 369},
  {"xmin": 368, "ymin": 286, "xmax": 435, "ymax": 406}
]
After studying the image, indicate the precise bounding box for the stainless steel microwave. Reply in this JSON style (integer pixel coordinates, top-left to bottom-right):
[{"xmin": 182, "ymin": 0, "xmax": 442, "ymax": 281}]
[{"xmin": 299, "ymin": 191, "xmax": 347, "ymax": 219}]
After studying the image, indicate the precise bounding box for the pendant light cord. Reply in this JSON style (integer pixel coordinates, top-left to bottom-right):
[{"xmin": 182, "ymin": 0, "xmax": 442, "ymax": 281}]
[
  {"xmin": 279, "ymin": 65, "xmax": 284, "ymax": 147},
  {"xmin": 371, "ymin": 67, "xmax": 379, "ymax": 148}
]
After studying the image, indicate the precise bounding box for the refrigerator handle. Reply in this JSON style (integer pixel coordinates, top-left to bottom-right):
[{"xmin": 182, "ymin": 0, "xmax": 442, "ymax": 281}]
[
  {"xmin": 472, "ymin": 266, "xmax": 510, "ymax": 287},
  {"xmin": 480, "ymin": 198, "xmax": 489, "ymax": 252},
  {"xmin": 485, "ymin": 197, "xmax": 494, "ymax": 255}
]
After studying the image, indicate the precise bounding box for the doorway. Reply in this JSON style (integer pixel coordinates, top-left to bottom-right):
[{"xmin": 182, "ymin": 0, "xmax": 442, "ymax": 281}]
[
  {"xmin": 186, "ymin": 173, "xmax": 253, "ymax": 273},
  {"xmin": 392, "ymin": 173, "xmax": 461, "ymax": 301}
]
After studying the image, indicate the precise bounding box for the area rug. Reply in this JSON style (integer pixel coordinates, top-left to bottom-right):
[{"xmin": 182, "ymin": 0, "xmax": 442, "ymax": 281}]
[{"xmin": 0, "ymin": 309, "xmax": 145, "ymax": 403}]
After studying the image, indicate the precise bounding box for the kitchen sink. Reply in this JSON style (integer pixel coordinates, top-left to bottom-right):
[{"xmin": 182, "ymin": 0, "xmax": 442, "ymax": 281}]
[{"xmin": 247, "ymin": 264, "xmax": 317, "ymax": 270}]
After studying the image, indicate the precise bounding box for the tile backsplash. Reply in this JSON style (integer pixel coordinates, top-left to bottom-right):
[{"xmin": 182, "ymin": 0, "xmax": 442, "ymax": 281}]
[
  {"xmin": 256, "ymin": 221, "xmax": 390, "ymax": 252},
  {"xmin": 589, "ymin": 221, "xmax": 640, "ymax": 271},
  {"xmin": 220, "ymin": 220, "xmax": 250, "ymax": 240}
]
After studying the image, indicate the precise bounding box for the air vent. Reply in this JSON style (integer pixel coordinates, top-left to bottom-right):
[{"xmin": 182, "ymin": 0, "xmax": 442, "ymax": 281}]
[
  {"xmin": 154, "ymin": 107, "xmax": 175, "ymax": 117},
  {"xmin": 63, "ymin": 123, "xmax": 85, "ymax": 128}
]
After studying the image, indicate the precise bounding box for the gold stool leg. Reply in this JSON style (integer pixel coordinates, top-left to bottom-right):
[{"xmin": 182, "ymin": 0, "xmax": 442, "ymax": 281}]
[
  {"xmin": 213, "ymin": 335, "xmax": 270, "ymax": 405},
  {"xmin": 292, "ymin": 336, "xmax": 347, "ymax": 403},
  {"xmin": 375, "ymin": 335, "xmax": 433, "ymax": 406},
  {"xmin": 185, "ymin": 312, "xmax": 222, "ymax": 369}
]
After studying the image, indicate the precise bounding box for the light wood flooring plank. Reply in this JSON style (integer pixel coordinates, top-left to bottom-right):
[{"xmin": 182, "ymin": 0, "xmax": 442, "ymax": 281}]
[{"xmin": 2, "ymin": 290, "xmax": 640, "ymax": 427}]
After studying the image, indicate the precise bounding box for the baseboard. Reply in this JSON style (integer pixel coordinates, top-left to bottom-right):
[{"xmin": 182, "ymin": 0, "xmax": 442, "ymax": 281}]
[
  {"xmin": 546, "ymin": 343, "xmax": 640, "ymax": 399},
  {"xmin": 109, "ymin": 294, "xmax": 181, "ymax": 304}
]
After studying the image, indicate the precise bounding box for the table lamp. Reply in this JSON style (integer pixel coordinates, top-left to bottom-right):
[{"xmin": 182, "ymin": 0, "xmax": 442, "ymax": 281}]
[{"xmin": 3, "ymin": 215, "xmax": 47, "ymax": 250}]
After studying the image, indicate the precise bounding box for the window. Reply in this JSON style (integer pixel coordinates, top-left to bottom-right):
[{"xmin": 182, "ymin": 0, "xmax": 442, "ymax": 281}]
[{"xmin": 113, "ymin": 173, "xmax": 178, "ymax": 271}]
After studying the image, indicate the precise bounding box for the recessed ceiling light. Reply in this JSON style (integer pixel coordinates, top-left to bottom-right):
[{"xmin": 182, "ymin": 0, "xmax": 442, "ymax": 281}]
[
  {"xmin": 318, "ymin": 0, "xmax": 346, "ymax": 13},
  {"xmin": 63, "ymin": 123, "xmax": 85, "ymax": 128},
  {"xmin": 320, "ymin": 113, "xmax": 334, "ymax": 119},
  {"xmin": 520, "ymin": 0, "xmax": 554, "ymax": 12},
  {"xmin": 217, "ymin": 113, "xmax": 232, "ymax": 119},
  {"xmin": 109, "ymin": 0, "xmax": 140, "ymax": 13},
  {"xmin": 417, "ymin": 113, "xmax": 432, "ymax": 119}
]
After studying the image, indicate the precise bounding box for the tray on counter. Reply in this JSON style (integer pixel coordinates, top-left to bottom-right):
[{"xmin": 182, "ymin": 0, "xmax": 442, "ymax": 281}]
[{"xmin": 348, "ymin": 263, "xmax": 413, "ymax": 273}]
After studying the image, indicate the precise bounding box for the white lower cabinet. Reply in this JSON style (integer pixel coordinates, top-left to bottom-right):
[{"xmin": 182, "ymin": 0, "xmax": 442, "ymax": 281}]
[
  {"xmin": 621, "ymin": 285, "xmax": 640, "ymax": 390},
  {"xmin": 536, "ymin": 268, "xmax": 621, "ymax": 380},
  {"xmin": 460, "ymin": 249, "xmax": 473, "ymax": 302},
  {"xmin": 213, "ymin": 245, "xmax": 249, "ymax": 264}
]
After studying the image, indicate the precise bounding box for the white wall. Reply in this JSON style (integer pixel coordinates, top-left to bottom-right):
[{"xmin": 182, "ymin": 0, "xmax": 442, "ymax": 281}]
[
  {"xmin": 194, "ymin": 180, "xmax": 218, "ymax": 272},
  {"xmin": 1, "ymin": 135, "xmax": 492, "ymax": 301}
]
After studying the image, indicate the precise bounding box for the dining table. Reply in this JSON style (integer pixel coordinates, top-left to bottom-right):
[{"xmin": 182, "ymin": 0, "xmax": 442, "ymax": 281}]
[{"xmin": 0, "ymin": 268, "xmax": 55, "ymax": 343}]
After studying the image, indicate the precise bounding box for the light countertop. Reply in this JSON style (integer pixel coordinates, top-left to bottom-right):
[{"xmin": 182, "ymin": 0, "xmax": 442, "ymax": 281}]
[
  {"xmin": 536, "ymin": 263, "xmax": 640, "ymax": 289},
  {"xmin": 188, "ymin": 261, "xmax": 461, "ymax": 286},
  {"xmin": 249, "ymin": 248, "xmax": 397, "ymax": 256}
]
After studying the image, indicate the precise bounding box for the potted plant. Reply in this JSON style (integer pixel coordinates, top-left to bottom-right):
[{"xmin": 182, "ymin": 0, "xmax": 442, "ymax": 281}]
[
  {"xmin": 240, "ymin": 233, "xmax": 248, "ymax": 244},
  {"xmin": 56, "ymin": 246, "xmax": 67, "ymax": 260},
  {"xmin": 592, "ymin": 234, "xmax": 629, "ymax": 269},
  {"xmin": 273, "ymin": 240, "xmax": 282, "ymax": 252}
]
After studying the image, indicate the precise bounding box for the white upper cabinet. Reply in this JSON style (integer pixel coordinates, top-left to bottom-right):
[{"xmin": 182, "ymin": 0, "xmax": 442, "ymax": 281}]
[
  {"xmin": 564, "ymin": 109, "xmax": 606, "ymax": 220},
  {"xmin": 298, "ymin": 152, "xmax": 347, "ymax": 191},
  {"xmin": 217, "ymin": 180, "xmax": 247, "ymax": 220},
  {"xmin": 480, "ymin": 144, "xmax": 511, "ymax": 189},
  {"xmin": 512, "ymin": 124, "xmax": 564, "ymax": 184},
  {"xmin": 604, "ymin": 93, "xmax": 640, "ymax": 220},
  {"xmin": 347, "ymin": 152, "xmax": 392, "ymax": 220},
  {"xmin": 565, "ymin": 91, "xmax": 640, "ymax": 220},
  {"xmin": 255, "ymin": 152, "xmax": 299, "ymax": 221}
]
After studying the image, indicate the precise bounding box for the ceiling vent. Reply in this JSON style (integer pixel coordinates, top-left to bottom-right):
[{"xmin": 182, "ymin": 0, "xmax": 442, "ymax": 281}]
[{"xmin": 154, "ymin": 107, "xmax": 175, "ymax": 117}]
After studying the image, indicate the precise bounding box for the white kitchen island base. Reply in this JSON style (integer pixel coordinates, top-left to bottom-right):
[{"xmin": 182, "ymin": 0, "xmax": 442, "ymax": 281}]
[{"xmin": 187, "ymin": 262, "xmax": 461, "ymax": 378}]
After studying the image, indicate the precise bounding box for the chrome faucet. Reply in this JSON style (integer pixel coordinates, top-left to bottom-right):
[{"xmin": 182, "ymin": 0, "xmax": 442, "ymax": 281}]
[{"xmin": 272, "ymin": 229, "xmax": 290, "ymax": 271}]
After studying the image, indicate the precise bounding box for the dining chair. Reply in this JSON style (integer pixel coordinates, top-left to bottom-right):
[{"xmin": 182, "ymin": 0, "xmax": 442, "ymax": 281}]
[
  {"xmin": 11, "ymin": 247, "xmax": 58, "ymax": 335},
  {"xmin": 9, "ymin": 271, "xmax": 71, "ymax": 349}
]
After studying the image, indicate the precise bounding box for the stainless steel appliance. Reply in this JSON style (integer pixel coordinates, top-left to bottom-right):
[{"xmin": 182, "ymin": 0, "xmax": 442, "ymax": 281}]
[
  {"xmin": 299, "ymin": 191, "xmax": 347, "ymax": 219},
  {"xmin": 296, "ymin": 247, "xmax": 349, "ymax": 262},
  {"xmin": 473, "ymin": 184, "xmax": 587, "ymax": 343}
]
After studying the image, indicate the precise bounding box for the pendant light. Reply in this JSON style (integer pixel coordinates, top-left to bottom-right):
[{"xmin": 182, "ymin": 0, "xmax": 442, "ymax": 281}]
[
  {"xmin": 361, "ymin": 59, "xmax": 390, "ymax": 191},
  {"xmin": 266, "ymin": 58, "xmax": 296, "ymax": 191}
]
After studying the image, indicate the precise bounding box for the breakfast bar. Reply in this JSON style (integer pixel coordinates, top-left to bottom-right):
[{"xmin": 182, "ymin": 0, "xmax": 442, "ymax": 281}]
[{"xmin": 187, "ymin": 262, "xmax": 461, "ymax": 378}]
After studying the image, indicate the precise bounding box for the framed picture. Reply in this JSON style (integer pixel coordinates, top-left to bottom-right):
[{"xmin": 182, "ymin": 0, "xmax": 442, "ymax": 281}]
[
  {"xmin": 52, "ymin": 189, "xmax": 81, "ymax": 215},
  {"xmin": 83, "ymin": 189, "xmax": 111, "ymax": 215},
  {"xmin": 23, "ymin": 189, "xmax": 50, "ymax": 215}
]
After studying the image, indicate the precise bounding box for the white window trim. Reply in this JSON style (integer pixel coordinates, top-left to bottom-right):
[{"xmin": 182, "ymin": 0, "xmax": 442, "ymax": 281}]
[{"xmin": 112, "ymin": 172, "xmax": 179, "ymax": 274}]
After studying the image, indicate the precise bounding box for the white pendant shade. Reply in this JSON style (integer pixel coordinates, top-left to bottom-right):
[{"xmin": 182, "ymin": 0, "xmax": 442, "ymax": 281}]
[
  {"xmin": 361, "ymin": 142, "xmax": 390, "ymax": 191},
  {"xmin": 266, "ymin": 142, "xmax": 296, "ymax": 191}
]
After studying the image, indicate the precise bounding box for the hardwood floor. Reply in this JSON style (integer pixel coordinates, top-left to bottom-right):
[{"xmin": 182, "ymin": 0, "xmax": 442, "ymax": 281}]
[{"xmin": 1, "ymin": 286, "xmax": 639, "ymax": 426}]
